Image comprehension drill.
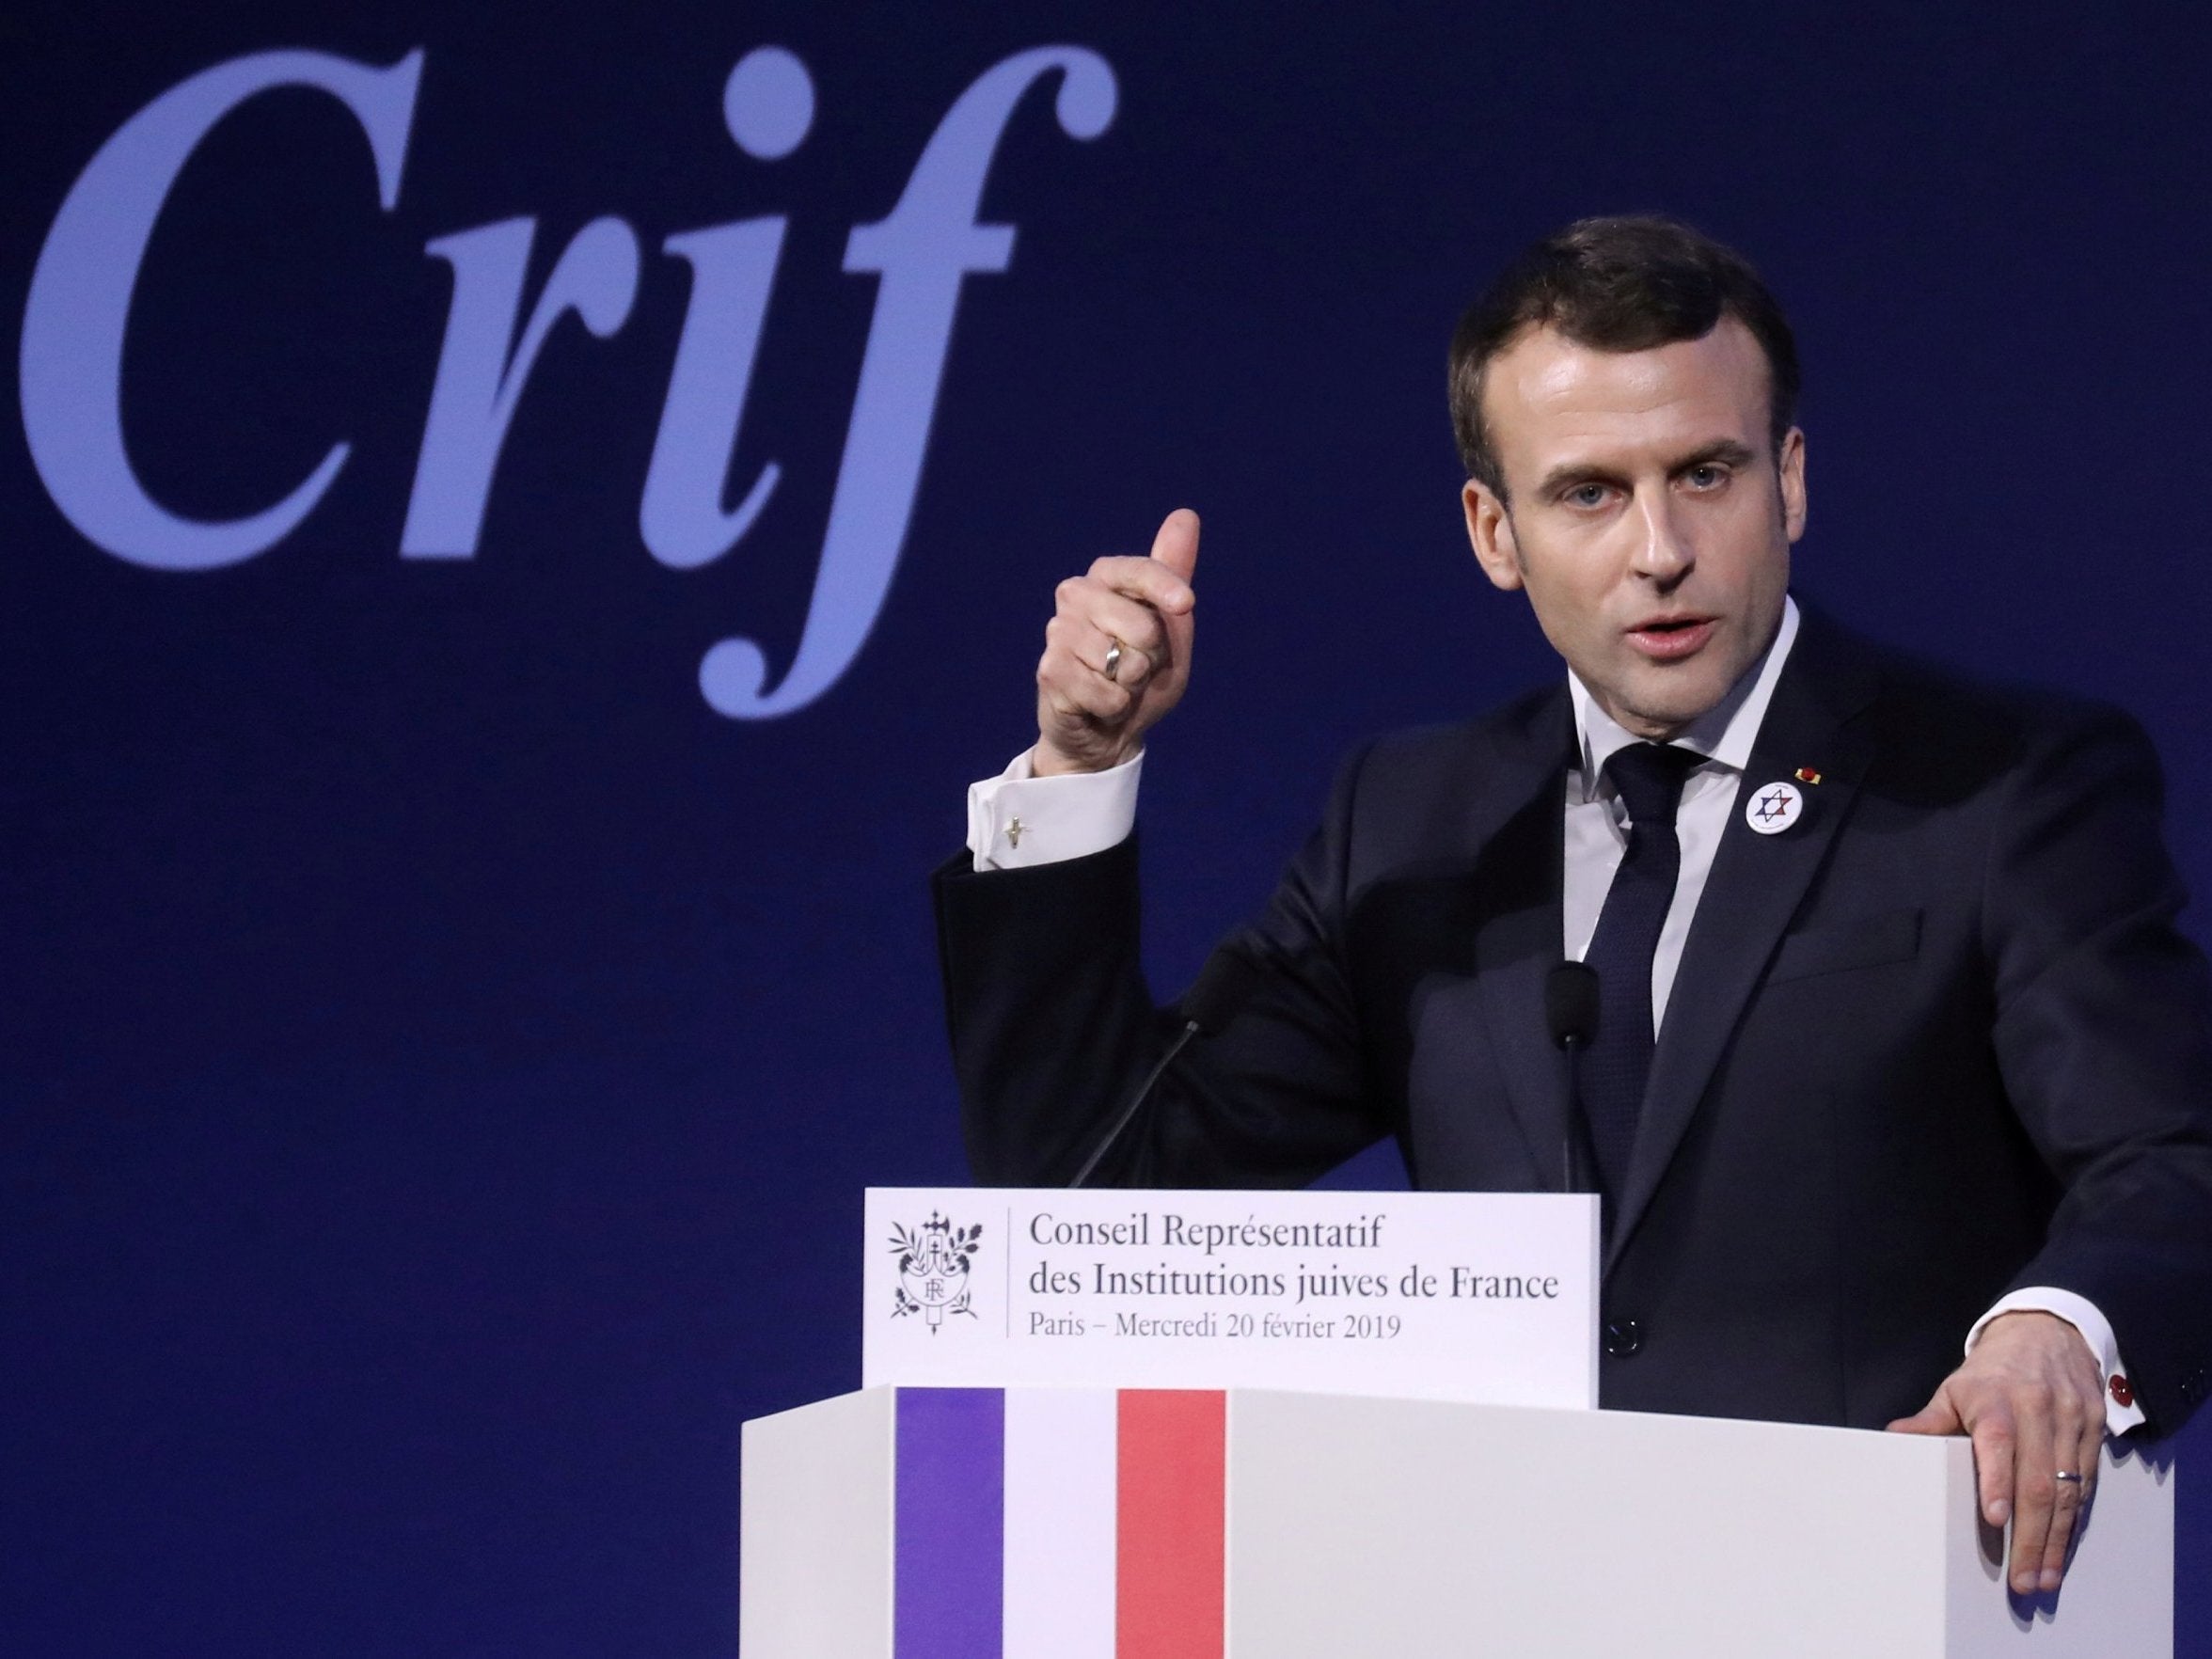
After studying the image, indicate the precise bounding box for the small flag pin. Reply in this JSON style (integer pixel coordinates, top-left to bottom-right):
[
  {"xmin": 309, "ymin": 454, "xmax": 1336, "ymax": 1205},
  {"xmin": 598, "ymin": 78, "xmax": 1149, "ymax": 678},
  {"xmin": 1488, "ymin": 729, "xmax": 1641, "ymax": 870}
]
[{"xmin": 1793, "ymin": 766, "xmax": 1823, "ymax": 786}]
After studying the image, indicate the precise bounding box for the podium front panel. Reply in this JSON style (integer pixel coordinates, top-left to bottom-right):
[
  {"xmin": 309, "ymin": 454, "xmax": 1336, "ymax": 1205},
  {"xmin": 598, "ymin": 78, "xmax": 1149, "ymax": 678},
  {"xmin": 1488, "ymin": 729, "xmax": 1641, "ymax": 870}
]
[{"xmin": 738, "ymin": 1385, "xmax": 2173, "ymax": 1657}]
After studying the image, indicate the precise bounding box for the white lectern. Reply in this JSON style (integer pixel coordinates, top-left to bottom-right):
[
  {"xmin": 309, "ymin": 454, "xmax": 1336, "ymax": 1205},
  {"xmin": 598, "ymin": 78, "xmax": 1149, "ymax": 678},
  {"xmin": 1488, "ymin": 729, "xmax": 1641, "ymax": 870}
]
[{"xmin": 741, "ymin": 1385, "xmax": 2172, "ymax": 1658}]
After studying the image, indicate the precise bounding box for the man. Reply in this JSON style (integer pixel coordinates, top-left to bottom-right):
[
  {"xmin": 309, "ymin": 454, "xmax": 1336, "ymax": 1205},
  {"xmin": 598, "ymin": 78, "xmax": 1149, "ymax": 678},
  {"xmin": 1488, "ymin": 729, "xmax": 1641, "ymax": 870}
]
[{"xmin": 933, "ymin": 216, "xmax": 2212, "ymax": 1597}]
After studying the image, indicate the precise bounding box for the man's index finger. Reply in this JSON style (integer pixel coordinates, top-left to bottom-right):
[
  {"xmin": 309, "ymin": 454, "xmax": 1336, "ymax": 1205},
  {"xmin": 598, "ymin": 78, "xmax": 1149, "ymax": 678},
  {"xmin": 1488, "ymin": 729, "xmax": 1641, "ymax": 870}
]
[{"xmin": 1091, "ymin": 554, "xmax": 1192, "ymax": 614}]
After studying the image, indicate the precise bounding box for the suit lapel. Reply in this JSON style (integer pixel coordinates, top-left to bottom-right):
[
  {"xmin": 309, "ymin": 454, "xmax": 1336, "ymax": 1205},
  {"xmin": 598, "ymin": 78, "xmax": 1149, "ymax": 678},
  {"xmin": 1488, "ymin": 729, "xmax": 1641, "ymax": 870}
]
[
  {"xmin": 1604, "ymin": 617, "xmax": 1882, "ymax": 1272},
  {"xmin": 1471, "ymin": 691, "xmax": 1578, "ymax": 1188}
]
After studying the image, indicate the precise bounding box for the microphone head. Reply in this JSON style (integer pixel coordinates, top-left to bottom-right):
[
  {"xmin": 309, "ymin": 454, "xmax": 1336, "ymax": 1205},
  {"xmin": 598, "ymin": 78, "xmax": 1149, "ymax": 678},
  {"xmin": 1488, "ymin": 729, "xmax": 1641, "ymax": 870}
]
[
  {"xmin": 1545, "ymin": 960, "xmax": 1601, "ymax": 1050},
  {"xmin": 1180, "ymin": 944, "xmax": 1266, "ymax": 1037}
]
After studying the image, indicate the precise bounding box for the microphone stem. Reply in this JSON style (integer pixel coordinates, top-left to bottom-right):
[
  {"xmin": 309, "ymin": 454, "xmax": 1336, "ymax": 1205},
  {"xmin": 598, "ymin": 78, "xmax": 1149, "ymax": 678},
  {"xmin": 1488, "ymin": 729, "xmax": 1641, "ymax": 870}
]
[
  {"xmin": 1068, "ymin": 1018, "xmax": 1201, "ymax": 1188},
  {"xmin": 1562, "ymin": 1035, "xmax": 1585, "ymax": 1194}
]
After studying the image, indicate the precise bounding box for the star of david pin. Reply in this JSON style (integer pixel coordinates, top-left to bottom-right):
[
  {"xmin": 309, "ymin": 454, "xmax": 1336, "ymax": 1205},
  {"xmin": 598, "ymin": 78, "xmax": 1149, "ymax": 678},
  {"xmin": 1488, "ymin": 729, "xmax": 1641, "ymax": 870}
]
[{"xmin": 1746, "ymin": 780, "xmax": 1806, "ymax": 835}]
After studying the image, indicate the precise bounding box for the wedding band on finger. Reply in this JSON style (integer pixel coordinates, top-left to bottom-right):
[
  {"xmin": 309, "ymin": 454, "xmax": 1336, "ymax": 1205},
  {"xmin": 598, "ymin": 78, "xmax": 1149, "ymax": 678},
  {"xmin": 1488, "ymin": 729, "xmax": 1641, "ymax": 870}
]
[
  {"xmin": 2053, "ymin": 1470, "xmax": 2085, "ymax": 1484},
  {"xmin": 1102, "ymin": 637, "xmax": 1124, "ymax": 683}
]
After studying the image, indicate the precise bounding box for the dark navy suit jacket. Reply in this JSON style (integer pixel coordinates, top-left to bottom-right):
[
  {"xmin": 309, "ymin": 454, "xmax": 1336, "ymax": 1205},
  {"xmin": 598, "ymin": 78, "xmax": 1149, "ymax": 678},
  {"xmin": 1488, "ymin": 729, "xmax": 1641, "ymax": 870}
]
[{"xmin": 934, "ymin": 614, "xmax": 2212, "ymax": 1432}]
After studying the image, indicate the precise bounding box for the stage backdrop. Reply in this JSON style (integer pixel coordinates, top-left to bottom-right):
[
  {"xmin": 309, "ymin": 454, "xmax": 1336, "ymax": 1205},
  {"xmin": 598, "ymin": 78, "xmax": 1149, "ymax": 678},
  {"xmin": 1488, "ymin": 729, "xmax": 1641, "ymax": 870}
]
[{"xmin": 7, "ymin": 2, "xmax": 2210, "ymax": 1651}]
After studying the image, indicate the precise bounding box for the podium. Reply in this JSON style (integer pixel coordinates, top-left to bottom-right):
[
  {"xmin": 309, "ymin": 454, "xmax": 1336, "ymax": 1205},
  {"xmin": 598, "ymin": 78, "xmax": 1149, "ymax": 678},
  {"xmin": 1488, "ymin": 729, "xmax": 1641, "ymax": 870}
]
[{"xmin": 740, "ymin": 1385, "xmax": 2173, "ymax": 1657}]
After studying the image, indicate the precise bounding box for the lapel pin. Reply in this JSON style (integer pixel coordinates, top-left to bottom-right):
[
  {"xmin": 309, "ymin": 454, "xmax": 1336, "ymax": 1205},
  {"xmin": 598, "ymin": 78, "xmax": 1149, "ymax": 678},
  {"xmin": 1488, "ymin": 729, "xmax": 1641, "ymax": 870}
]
[
  {"xmin": 1746, "ymin": 780, "xmax": 1805, "ymax": 836},
  {"xmin": 1793, "ymin": 766, "xmax": 1823, "ymax": 785}
]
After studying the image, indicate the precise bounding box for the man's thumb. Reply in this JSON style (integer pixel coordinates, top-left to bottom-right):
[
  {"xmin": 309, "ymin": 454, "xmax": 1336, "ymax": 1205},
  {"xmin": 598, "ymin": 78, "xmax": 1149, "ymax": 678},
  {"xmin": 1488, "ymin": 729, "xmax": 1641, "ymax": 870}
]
[
  {"xmin": 1887, "ymin": 1394, "xmax": 1963, "ymax": 1436},
  {"xmin": 1149, "ymin": 507, "xmax": 1201, "ymax": 585}
]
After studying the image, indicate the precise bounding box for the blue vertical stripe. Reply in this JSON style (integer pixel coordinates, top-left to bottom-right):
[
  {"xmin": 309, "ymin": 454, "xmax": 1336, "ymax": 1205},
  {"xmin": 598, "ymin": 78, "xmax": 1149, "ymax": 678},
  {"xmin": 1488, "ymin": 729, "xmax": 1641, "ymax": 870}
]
[{"xmin": 894, "ymin": 1387, "xmax": 1004, "ymax": 1658}]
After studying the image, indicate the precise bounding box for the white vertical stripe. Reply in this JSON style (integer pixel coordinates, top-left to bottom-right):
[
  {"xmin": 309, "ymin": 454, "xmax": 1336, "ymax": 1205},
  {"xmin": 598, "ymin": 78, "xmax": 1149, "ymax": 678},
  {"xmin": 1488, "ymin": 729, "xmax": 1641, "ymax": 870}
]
[{"xmin": 1003, "ymin": 1387, "xmax": 1117, "ymax": 1659}]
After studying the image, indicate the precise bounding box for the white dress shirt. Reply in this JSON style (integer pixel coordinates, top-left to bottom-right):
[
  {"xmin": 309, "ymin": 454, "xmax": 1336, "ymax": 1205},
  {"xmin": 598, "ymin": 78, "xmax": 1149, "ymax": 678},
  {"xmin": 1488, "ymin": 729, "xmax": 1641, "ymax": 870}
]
[
  {"xmin": 964, "ymin": 594, "xmax": 2141, "ymax": 1430},
  {"xmin": 1564, "ymin": 596, "xmax": 1800, "ymax": 1031}
]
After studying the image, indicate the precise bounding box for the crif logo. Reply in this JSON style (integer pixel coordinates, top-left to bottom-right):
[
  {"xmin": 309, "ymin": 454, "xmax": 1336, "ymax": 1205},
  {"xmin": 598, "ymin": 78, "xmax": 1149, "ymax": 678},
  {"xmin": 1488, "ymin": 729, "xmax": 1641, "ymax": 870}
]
[
  {"xmin": 18, "ymin": 43, "xmax": 1116, "ymax": 719},
  {"xmin": 889, "ymin": 1212, "xmax": 982, "ymax": 1333}
]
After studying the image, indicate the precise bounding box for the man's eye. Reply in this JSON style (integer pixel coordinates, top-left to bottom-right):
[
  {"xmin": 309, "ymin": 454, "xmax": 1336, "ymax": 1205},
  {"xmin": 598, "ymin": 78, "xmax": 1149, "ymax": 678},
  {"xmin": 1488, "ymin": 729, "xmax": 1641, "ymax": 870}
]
[
  {"xmin": 1567, "ymin": 483, "xmax": 1609, "ymax": 508},
  {"xmin": 1685, "ymin": 465, "xmax": 1728, "ymax": 490}
]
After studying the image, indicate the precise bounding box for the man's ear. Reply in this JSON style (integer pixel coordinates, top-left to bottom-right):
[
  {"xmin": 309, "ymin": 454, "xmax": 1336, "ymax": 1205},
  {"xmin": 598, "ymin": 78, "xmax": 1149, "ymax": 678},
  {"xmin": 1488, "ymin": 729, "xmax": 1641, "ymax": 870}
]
[
  {"xmin": 1462, "ymin": 479, "xmax": 1524, "ymax": 592},
  {"xmin": 1778, "ymin": 426, "xmax": 1809, "ymax": 543}
]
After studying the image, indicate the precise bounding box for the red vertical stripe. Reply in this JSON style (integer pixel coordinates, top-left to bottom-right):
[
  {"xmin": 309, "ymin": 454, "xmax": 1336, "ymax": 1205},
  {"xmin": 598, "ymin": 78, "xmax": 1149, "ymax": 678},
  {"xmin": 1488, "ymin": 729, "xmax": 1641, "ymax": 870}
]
[{"xmin": 1116, "ymin": 1390, "xmax": 1225, "ymax": 1659}]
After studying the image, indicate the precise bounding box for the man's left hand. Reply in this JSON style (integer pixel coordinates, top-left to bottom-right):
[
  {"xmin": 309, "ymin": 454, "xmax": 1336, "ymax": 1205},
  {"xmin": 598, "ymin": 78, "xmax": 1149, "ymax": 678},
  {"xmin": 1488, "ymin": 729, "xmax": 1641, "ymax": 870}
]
[{"xmin": 1887, "ymin": 1310, "xmax": 2105, "ymax": 1594}]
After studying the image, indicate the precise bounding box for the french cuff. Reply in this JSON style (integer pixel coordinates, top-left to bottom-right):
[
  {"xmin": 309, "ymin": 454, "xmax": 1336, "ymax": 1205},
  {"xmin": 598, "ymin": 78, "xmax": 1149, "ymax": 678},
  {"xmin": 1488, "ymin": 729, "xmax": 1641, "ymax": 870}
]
[
  {"xmin": 966, "ymin": 748, "xmax": 1143, "ymax": 871},
  {"xmin": 1967, "ymin": 1288, "xmax": 2147, "ymax": 1435}
]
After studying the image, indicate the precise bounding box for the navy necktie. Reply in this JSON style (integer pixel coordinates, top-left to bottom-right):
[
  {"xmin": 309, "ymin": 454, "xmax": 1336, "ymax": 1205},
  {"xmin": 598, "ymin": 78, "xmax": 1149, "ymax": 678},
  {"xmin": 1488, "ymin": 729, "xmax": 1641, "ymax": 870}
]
[{"xmin": 1578, "ymin": 742, "xmax": 1700, "ymax": 1200}]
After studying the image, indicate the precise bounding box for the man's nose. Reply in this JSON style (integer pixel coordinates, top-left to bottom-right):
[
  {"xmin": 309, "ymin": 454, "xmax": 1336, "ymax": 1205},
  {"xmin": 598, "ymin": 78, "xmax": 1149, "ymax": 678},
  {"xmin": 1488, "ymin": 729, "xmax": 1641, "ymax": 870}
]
[{"xmin": 1628, "ymin": 490, "xmax": 1694, "ymax": 585}]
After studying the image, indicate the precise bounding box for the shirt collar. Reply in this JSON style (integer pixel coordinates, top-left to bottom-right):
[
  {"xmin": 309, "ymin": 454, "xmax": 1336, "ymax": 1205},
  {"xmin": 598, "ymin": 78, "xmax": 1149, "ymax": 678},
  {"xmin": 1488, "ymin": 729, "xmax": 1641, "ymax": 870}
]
[{"xmin": 1569, "ymin": 595, "xmax": 1800, "ymax": 797}]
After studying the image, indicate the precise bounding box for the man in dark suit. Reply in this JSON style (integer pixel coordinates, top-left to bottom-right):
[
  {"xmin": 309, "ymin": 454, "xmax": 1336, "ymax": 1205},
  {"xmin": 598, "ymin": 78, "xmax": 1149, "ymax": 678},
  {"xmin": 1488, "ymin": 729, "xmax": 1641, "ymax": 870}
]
[{"xmin": 933, "ymin": 217, "xmax": 2212, "ymax": 1598}]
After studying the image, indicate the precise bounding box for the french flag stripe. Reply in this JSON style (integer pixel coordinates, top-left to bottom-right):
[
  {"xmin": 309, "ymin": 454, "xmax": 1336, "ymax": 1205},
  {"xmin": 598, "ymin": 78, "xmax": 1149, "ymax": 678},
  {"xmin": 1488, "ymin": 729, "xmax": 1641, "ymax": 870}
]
[
  {"xmin": 1115, "ymin": 1389, "xmax": 1227, "ymax": 1659},
  {"xmin": 894, "ymin": 1387, "xmax": 1005, "ymax": 1659},
  {"xmin": 1003, "ymin": 1388, "xmax": 1117, "ymax": 1658}
]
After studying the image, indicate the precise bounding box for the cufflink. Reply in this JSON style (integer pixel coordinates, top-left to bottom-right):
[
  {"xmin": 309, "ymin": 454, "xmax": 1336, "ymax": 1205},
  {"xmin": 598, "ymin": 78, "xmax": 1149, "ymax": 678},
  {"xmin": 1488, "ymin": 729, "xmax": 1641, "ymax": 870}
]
[{"xmin": 2109, "ymin": 1373, "xmax": 2136, "ymax": 1408}]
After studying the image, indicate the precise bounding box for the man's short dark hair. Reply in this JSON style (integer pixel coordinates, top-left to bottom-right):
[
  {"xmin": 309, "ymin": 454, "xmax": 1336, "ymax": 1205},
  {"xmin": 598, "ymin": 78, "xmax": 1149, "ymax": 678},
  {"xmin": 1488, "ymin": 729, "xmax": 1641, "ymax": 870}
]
[{"xmin": 1448, "ymin": 215, "xmax": 1800, "ymax": 498}]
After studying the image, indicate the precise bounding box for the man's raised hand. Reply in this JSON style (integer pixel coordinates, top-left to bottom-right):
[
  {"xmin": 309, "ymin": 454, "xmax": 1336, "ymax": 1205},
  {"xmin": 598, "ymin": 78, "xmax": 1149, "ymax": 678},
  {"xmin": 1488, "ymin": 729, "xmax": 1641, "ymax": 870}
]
[{"xmin": 1033, "ymin": 509, "xmax": 1200, "ymax": 776}]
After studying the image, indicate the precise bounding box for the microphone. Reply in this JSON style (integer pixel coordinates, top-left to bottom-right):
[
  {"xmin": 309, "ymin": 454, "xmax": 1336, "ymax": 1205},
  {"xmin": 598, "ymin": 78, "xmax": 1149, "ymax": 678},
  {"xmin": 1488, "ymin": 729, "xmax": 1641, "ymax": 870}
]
[
  {"xmin": 1546, "ymin": 960, "xmax": 1600, "ymax": 1049},
  {"xmin": 1545, "ymin": 961, "xmax": 1600, "ymax": 1194},
  {"xmin": 1068, "ymin": 943, "xmax": 1266, "ymax": 1188}
]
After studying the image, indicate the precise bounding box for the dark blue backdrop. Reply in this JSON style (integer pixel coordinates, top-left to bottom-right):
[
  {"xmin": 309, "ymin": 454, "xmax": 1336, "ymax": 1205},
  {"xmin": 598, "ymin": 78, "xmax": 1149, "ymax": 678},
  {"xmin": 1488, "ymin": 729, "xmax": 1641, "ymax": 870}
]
[{"xmin": 7, "ymin": 2, "xmax": 2210, "ymax": 1651}]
